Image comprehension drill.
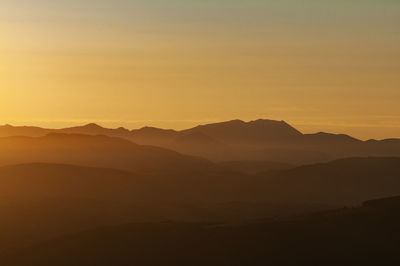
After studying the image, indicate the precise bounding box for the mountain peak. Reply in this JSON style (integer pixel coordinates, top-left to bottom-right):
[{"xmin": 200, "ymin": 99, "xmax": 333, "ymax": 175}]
[
  {"xmin": 181, "ymin": 118, "xmax": 303, "ymax": 144},
  {"xmin": 82, "ymin": 123, "xmax": 103, "ymax": 129}
]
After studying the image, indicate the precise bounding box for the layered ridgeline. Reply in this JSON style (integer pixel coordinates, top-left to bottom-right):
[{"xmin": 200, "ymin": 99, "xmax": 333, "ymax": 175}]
[
  {"xmin": 0, "ymin": 134, "xmax": 212, "ymax": 174},
  {"xmin": 0, "ymin": 158, "xmax": 399, "ymax": 253},
  {"xmin": 1, "ymin": 119, "xmax": 400, "ymax": 163},
  {"xmin": 1, "ymin": 132, "xmax": 399, "ymax": 206},
  {"xmin": 1, "ymin": 122, "xmax": 399, "ymax": 258},
  {"xmin": 4, "ymin": 195, "xmax": 400, "ymax": 266}
]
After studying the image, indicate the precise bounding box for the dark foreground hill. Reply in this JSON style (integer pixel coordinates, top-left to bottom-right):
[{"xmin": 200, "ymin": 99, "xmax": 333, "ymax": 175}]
[
  {"xmin": 0, "ymin": 157, "xmax": 399, "ymax": 253},
  {"xmin": 4, "ymin": 195, "xmax": 400, "ymax": 266},
  {"xmin": 0, "ymin": 163, "xmax": 322, "ymax": 253}
]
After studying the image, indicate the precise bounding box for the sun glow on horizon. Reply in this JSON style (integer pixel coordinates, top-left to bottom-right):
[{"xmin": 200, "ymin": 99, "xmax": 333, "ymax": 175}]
[{"xmin": 1, "ymin": 0, "xmax": 400, "ymax": 139}]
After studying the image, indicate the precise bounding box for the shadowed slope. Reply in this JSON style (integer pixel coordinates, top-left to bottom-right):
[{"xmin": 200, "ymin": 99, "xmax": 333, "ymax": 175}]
[
  {"xmin": 0, "ymin": 157, "xmax": 399, "ymax": 254},
  {"xmin": 0, "ymin": 163, "xmax": 147, "ymax": 252},
  {"xmin": 0, "ymin": 162, "xmax": 315, "ymax": 252},
  {"xmin": 168, "ymin": 132, "xmax": 231, "ymax": 160},
  {"xmin": 0, "ymin": 163, "xmax": 142, "ymax": 200},
  {"xmin": 218, "ymin": 160, "xmax": 294, "ymax": 175},
  {"xmin": 267, "ymin": 157, "xmax": 400, "ymax": 205},
  {"xmin": 4, "ymin": 196, "xmax": 400, "ymax": 266}
]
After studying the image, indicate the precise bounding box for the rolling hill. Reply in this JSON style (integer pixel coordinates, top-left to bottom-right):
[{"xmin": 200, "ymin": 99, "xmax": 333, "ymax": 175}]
[
  {"xmin": 4, "ymin": 195, "xmax": 400, "ymax": 266},
  {"xmin": 0, "ymin": 157, "xmax": 399, "ymax": 254},
  {"xmin": 266, "ymin": 157, "xmax": 400, "ymax": 205},
  {"xmin": 0, "ymin": 134, "xmax": 212, "ymax": 174}
]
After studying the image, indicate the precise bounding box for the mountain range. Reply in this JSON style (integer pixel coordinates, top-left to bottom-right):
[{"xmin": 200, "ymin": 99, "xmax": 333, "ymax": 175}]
[
  {"xmin": 0, "ymin": 119, "xmax": 400, "ymax": 264},
  {"xmin": 1, "ymin": 119, "xmax": 400, "ymax": 164}
]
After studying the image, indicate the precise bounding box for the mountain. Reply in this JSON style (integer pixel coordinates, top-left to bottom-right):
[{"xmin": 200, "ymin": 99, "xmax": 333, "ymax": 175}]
[
  {"xmin": 0, "ymin": 124, "xmax": 51, "ymax": 137},
  {"xmin": 267, "ymin": 157, "xmax": 400, "ymax": 205},
  {"xmin": 0, "ymin": 157, "xmax": 399, "ymax": 254},
  {"xmin": 168, "ymin": 132, "xmax": 231, "ymax": 160},
  {"xmin": 182, "ymin": 119, "xmax": 303, "ymax": 147},
  {"xmin": 0, "ymin": 162, "xmax": 321, "ymax": 252},
  {"xmin": 218, "ymin": 160, "xmax": 294, "ymax": 175},
  {"xmin": 4, "ymin": 195, "xmax": 400, "ymax": 266},
  {"xmin": 0, "ymin": 163, "xmax": 147, "ymax": 250},
  {"xmin": 58, "ymin": 123, "xmax": 131, "ymax": 138},
  {"xmin": 0, "ymin": 163, "xmax": 143, "ymax": 201},
  {"xmin": 0, "ymin": 134, "xmax": 212, "ymax": 174},
  {"xmin": 2, "ymin": 157, "xmax": 397, "ymax": 208},
  {"xmin": 1, "ymin": 119, "xmax": 400, "ymax": 164},
  {"xmin": 130, "ymin": 127, "xmax": 179, "ymax": 146}
]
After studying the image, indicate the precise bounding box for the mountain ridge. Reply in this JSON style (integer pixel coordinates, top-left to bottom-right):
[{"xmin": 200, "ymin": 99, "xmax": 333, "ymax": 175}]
[{"xmin": 1, "ymin": 119, "xmax": 399, "ymax": 164}]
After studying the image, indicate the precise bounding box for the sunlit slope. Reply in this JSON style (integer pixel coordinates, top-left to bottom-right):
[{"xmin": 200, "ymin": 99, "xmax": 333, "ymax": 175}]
[{"xmin": 0, "ymin": 134, "xmax": 212, "ymax": 174}]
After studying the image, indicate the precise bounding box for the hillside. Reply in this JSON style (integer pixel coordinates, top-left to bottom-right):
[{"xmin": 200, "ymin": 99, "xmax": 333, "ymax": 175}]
[
  {"xmin": 0, "ymin": 157, "xmax": 399, "ymax": 253},
  {"xmin": 0, "ymin": 163, "xmax": 319, "ymax": 252},
  {"xmin": 267, "ymin": 157, "xmax": 400, "ymax": 205},
  {"xmin": 4, "ymin": 195, "xmax": 400, "ymax": 266},
  {"xmin": 0, "ymin": 134, "xmax": 212, "ymax": 174}
]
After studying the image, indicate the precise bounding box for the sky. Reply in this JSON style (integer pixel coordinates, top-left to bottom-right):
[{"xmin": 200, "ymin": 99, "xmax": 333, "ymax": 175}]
[{"xmin": 1, "ymin": 0, "xmax": 400, "ymax": 139}]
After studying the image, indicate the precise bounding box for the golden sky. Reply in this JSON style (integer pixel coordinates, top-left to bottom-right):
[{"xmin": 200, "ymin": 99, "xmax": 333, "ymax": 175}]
[{"xmin": 1, "ymin": 0, "xmax": 400, "ymax": 139}]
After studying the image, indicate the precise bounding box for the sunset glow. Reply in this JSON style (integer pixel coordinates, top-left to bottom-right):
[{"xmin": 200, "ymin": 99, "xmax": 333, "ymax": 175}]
[{"xmin": 1, "ymin": 0, "xmax": 400, "ymax": 139}]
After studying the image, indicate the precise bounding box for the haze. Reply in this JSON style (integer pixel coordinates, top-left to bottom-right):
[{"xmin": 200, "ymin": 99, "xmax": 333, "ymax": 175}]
[{"xmin": 1, "ymin": 0, "xmax": 400, "ymax": 139}]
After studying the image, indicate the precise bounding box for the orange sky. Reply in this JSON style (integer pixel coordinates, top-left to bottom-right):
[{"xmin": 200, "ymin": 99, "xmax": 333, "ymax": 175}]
[{"xmin": 1, "ymin": 1, "xmax": 400, "ymax": 139}]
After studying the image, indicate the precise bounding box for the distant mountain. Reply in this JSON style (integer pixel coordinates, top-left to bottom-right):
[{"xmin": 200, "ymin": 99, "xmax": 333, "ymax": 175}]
[
  {"xmin": 0, "ymin": 163, "xmax": 141, "ymax": 201},
  {"xmin": 1, "ymin": 119, "xmax": 399, "ymax": 164},
  {"xmin": 0, "ymin": 134, "xmax": 212, "ymax": 174},
  {"xmin": 58, "ymin": 123, "xmax": 131, "ymax": 138},
  {"xmin": 0, "ymin": 124, "xmax": 51, "ymax": 137},
  {"xmin": 267, "ymin": 157, "xmax": 400, "ymax": 205},
  {"xmin": 218, "ymin": 160, "xmax": 294, "ymax": 175},
  {"xmin": 5, "ymin": 195, "xmax": 400, "ymax": 266},
  {"xmin": 168, "ymin": 132, "xmax": 231, "ymax": 160},
  {"xmin": 1, "ymin": 157, "xmax": 397, "ymax": 208},
  {"xmin": 130, "ymin": 127, "xmax": 179, "ymax": 146},
  {"xmin": 181, "ymin": 119, "xmax": 303, "ymax": 146}
]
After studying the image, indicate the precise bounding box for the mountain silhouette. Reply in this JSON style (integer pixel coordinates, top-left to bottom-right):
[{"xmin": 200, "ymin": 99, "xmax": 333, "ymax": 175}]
[
  {"xmin": 59, "ymin": 123, "xmax": 132, "ymax": 138},
  {"xmin": 266, "ymin": 157, "xmax": 400, "ymax": 205},
  {"xmin": 218, "ymin": 160, "xmax": 294, "ymax": 175},
  {"xmin": 181, "ymin": 119, "xmax": 303, "ymax": 146},
  {"xmin": 0, "ymin": 134, "xmax": 212, "ymax": 174},
  {"xmin": 130, "ymin": 127, "xmax": 179, "ymax": 146},
  {"xmin": 1, "ymin": 119, "xmax": 399, "ymax": 164},
  {"xmin": 168, "ymin": 132, "xmax": 231, "ymax": 160},
  {"xmin": 0, "ymin": 124, "xmax": 51, "ymax": 137}
]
